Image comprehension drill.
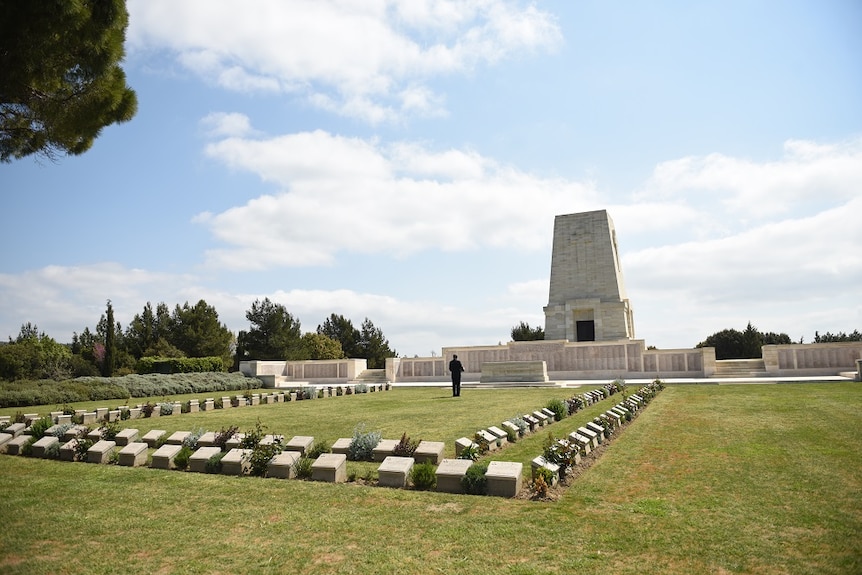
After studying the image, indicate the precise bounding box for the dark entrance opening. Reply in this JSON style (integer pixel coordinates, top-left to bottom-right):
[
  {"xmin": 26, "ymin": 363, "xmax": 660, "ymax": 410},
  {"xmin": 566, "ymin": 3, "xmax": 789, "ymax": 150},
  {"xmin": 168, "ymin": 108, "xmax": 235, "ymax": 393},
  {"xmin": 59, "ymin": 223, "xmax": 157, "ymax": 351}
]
[{"xmin": 576, "ymin": 320, "xmax": 595, "ymax": 342}]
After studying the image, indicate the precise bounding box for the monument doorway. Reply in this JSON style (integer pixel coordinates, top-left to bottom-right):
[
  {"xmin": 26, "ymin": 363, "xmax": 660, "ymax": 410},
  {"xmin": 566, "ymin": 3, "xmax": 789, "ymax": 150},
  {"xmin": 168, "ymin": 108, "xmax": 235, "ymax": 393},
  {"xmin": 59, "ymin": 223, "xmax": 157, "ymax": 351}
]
[{"xmin": 576, "ymin": 320, "xmax": 595, "ymax": 342}]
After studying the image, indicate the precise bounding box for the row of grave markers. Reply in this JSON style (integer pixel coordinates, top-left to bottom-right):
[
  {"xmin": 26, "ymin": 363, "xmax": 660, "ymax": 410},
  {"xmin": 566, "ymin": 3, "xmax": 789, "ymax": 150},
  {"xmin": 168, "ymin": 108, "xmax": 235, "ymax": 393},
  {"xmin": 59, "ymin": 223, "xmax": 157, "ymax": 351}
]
[
  {"xmin": 0, "ymin": 383, "xmax": 390, "ymax": 429},
  {"xmin": 530, "ymin": 384, "xmax": 663, "ymax": 484}
]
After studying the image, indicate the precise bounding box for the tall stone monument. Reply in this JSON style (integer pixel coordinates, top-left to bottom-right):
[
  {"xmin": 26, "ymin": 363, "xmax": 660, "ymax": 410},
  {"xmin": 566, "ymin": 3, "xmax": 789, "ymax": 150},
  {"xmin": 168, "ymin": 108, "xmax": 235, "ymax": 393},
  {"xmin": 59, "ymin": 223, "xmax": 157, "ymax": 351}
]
[{"xmin": 543, "ymin": 210, "xmax": 635, "ymax": 342}]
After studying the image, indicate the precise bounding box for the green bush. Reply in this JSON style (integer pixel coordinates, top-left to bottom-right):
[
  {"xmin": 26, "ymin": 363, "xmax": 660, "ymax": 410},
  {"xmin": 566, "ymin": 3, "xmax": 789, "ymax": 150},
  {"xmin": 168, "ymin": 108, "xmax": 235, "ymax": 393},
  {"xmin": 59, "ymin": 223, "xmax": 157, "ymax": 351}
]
[
  {"xmin": 249, "ymin": 442, "xmax": 282, "ymax": 477},
  {"xmin": 293, "ymin": 455, "xmax": 313, "ymax": 479},
  {"xmin": 205, "ymin": 451, "xmax": 226, "ymax": 474},
  {"xmin": 306, "ymin": 440, "xmax": 330, "ymax": 459},
  {"xmin": 545, "ymin": 398, "xmax": 567, "ymax": 421},
  {"xmin": 28, "ymin": 416, "xmax": 53, "ymax": 440},
  {"xmin": 174, "ymin": 445, "xmax": 193, "ymax": 470},
  {"xmin": 410, "ymin": 462, "xmax": 437, "ymax": 490},
  {"xmin": 135, "ymin": 356, "xmax": 225, "ymax": 374},
  {"xmin": 461, "ymin": 462, "xmax": 488, "ymax": 495}
]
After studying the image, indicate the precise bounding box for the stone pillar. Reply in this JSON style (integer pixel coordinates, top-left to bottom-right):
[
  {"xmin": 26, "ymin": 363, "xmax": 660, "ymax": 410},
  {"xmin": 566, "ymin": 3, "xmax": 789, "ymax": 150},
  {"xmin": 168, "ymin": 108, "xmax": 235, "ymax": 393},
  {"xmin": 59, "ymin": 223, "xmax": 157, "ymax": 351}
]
[{"xmin": 543, "ymin": 210, "xmax": 634, "ymax": 342}]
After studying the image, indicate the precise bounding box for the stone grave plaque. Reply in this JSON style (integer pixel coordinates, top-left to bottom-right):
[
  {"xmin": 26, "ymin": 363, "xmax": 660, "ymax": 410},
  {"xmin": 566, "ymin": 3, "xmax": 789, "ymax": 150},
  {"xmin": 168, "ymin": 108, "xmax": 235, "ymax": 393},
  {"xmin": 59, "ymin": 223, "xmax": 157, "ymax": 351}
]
[
  {"xmin": 311, "ymin": 453, "xmax": 347, "ymax": 483},
  {"xmin": 118, "ymin": 442, "xmax": 148, "ymax": 467},
  {"xmin": 485, "ymin": 461, "xmax": 523, "ymax": 497},
  {"xmin": 378, "ymin": 456, "xmax": 414, "ymax": 488}
]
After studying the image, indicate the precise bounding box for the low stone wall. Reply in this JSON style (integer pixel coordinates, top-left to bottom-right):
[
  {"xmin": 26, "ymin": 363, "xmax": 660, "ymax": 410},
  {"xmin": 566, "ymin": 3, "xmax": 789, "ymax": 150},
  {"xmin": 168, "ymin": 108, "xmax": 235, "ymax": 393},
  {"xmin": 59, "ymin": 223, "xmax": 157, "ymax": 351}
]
[
  {"xmin": 480, "ymin": 361, "xmax": 549, "ymax": 383},
  {"xmin": 239, "ymin": 359, "xmax": 367, "ymax": 386},
  {"xmin": 762, "ymin": 342, "xmax": 862, "ymax": 376}
]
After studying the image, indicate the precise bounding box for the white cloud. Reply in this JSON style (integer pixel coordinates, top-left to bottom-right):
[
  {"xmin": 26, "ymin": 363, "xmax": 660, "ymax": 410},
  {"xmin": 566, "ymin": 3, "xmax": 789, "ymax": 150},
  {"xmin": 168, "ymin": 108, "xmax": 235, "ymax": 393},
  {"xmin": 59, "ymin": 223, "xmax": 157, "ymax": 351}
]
[
  {"xmin": 200, "ymin": 112, "xmax": 260, "ymax": 138},
  {"xmin": 636, "ymin": 137, "xmax": 862, "ymax": 219},
  {"xmin": 198, "ymin": 127, "xmax": 598, "ymax": 269},
  {"xmin": 127, "ymin": 0, "xmax": 562, "ymax": 123}
]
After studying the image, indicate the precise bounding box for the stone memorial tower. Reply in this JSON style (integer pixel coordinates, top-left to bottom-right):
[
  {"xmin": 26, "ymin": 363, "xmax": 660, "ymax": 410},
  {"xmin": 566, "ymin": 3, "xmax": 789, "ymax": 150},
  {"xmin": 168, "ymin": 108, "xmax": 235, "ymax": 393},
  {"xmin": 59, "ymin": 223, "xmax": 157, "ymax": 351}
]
[{"xmin": 543, "ymin": 210, "xmax": 635, "ymax": 342}]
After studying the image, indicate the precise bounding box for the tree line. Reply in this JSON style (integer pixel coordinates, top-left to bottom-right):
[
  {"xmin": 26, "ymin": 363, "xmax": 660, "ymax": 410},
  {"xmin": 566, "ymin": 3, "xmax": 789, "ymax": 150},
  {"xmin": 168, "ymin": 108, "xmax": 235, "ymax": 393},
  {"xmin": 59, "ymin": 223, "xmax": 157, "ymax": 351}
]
[{"xmin": 0, "ymin": 298, "xmax": 396, "ymax": 381}]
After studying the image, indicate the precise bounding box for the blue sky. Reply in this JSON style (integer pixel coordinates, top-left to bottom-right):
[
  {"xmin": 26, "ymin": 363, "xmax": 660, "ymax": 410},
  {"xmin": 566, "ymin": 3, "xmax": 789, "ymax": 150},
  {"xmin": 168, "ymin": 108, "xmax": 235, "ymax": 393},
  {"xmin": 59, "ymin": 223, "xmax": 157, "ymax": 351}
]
[{"xmin": 2, "ymin": 0, "xmax": 861, "ymax": 356}]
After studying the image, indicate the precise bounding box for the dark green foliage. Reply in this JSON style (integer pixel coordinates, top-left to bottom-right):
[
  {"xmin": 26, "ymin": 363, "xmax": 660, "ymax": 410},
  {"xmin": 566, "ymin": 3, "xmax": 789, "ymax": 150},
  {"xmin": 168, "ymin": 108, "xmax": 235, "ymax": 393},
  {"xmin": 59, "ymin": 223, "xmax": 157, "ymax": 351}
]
[
  {"xmin": 73, "ymin": 437, "xmax": 93, "ymax": 461},
  {"xmin": 236, "ymin": 298, "xmax": 303, "ymax": 361},
  {"xmin": 248, "ymin": 441, "xmax": 282, "ymax": 477},
  {"xmin": 461, "ymin": 462, "xmax": 488, "ymax": 495},
  {"xmin": 510, "ymin": 321, "xmax": 545, "ymax": 341},
  {"xmin": 240, "ymin": 419, "xmax": 266, "ymax": 449},
  {"xmin": 293, "ymin": 455, "xmax": 313, "ymax": 479},
  {"xmin": 393, "ymin": 432, "xmax": 419, "ymax": 457},
  {"xmin": 205, "ymin": 451, "xmax": 225, "ymax": 474},
  {"xmin": 102, "ymin": 301, "xmax": 116, "ymax": 377},
  {"xmin": 317, "ymin": 314, "xmax": 396, "ymax": 367},
  {"xmin": 168, "ymin": 300, "xmax": 234, "ymax": 366},
  {"xmin": 545, "ymin": 398, "xmax": 567, "ymax": 421},
  {"xmin": 409, "ymin": 462, "xmax": 437, "ymax": 490},
  {"xmin": 317, "ymin": 314, "xmax": 361, "ymax": 358},
  {"xmin": 28, "ymin": 416, "xmax": 53, "ymax": 440},
  {"xmin": 174, "ymin": 446, "xmax": 193, "ymax": 470},
  {"xmin": 306, "ymin": 440, "xmax": 330, "ymax": 460},
  {"xmin": 357, "ymin": 318, "xmax": 397, "ymax": 369},
  {"xmin": 0, "ymin": 325, "xmax": 73, "ymax": 381},
  {"xmin": 457, "ymin": 443, "xmax": 479, "ymax": 461},
  {"xmin": 135, "ymin": 356, "xmax": 225, "ymax": 375},
  {"xmin": 101, "ymin": 420, "xmax": 120, "ymax": 441},
  {"xmin": 813, "ymin": 330, "xmax": 862, "ymax": 343},
  {"xmin": 696, "ymin": 322, "xmax": 792, "ymax": 359},
  {"xmin": 0, "ymin": 0, "xmax": 138, "ymax": 162}
]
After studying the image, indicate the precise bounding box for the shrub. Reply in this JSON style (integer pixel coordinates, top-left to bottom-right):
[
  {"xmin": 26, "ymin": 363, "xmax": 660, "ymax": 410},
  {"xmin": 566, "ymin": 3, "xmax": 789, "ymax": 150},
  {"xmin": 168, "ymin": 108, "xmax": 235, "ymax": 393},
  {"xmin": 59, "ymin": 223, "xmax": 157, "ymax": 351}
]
[
  {"xmin": 567, "ymin": 396, "xmax": 585, "ymax": 415},
  {"xmin": 157, "ymin": 402, "xmax": 174, "ymax": 416},
  {"xmin": 355, "ymin": 383, "xmax": 368, "ymax": 394},
  {"xmin": 249, "ymin": 442, "xmax": 282, "ymax": 477},
  {"xmin": 347, "ymin": 424, "xmax": 381, "ymax": 461},
  {"xmin": 20, "ymin": 436, "xmax": 36, "ymax": 457},
  {"xmin": 28, "ymin": 416, "xmax": 53, "ymax": 440},
  {"xmin": 140, "ymin": 402, "xmax": 155, "ymax": 418},
  {"xmin": 545, "ymin": 398, "xmax": 567, "ymax": 421},
  {"xmin": 458, "ymin": 444, "xmax": 480, "ymax": 461},
  {"xmin": 461, "ymin": 462, "xmax": 488, "ymax": 495},
  {"xmin": 410, "ymin": 462, "xmax": 437, "ymax": 490},
  {"xmin": 50, "ymin": 423, "xmax": 73, "ymax": 438},
  {"xmin": 508, "ymin": 416, "xmax": 528, "ymax": 436},
  {"xmin": 205, "ymin": 451, "xmax": 226, "ymax": 474},
  {"xmin": 504, "ymin": 426, "xmax": 517, "ymax": 443},
  {"xmin": 213, "ymin": 425, "xmax": 239, "ymax": 451},
  {"xmin": 44, "ymin": 441, "xmax": 61, "ymax": 460},
  {"xmin": 240, "ymin": 419, "xmax": 266, "ymax": 449},
  {"xmin": 174, "ymin": 445, "xmax": 193, "ymax": 470},
  {"xmin": 101, "ymin": 420, "xmax": 120, "ymax": 441},
  {"xmin": 393, "ymin": 432, "xmax": 419, "ymax": 457},
  {"xmin": 183, "ymin": 428, "xmax": 206, "ymax": 450},
  {"xmin": 73, "ymin": 438, "xmax": 93, "ymax": 461},
  {"xmin": 293, "ymin": 455, "xmax": 313, "ymax": 479},
  {"xmin": 472, "ymin": 432, "xmax": 490, "ymax": 456},
  {"xmin": 306, "ymin": 440, "xmax": 330, "ymax": 460},
  {"xmin": 135, "ymin": 356, "xmax": 225, "ymax": 374},
  {"xmin": 531, "ymin": 467, "xmax": 554, "ymax": 499}
]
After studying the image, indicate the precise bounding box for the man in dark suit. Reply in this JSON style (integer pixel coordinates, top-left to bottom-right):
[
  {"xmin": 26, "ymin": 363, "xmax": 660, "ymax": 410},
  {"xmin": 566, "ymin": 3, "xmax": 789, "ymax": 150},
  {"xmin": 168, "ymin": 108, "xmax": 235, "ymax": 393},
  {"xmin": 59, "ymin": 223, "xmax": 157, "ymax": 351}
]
[{"xmin": 449, "ymin": 354, "xmax": 464, "ymax": 397}]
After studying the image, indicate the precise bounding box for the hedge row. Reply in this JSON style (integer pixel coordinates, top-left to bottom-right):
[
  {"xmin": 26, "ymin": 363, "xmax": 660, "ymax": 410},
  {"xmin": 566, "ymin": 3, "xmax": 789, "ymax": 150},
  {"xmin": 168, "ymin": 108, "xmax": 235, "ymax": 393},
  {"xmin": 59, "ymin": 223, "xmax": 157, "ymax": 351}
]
[
  {"xmin": 0, "ymin": 372, "xmax": 261, "ymax": 408},
  {"xmin": 136, "ymin": 356, "xmax": 224, "ymax": 374}
]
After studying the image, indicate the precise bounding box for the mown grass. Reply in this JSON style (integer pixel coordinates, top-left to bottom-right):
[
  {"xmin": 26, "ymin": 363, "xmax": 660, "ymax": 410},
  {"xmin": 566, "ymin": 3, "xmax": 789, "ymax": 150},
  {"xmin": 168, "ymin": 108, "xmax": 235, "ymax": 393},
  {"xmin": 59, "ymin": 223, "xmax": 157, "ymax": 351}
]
[{"xmin": 0, "ymin": 383, "xmax": 859, "ymax": 575}]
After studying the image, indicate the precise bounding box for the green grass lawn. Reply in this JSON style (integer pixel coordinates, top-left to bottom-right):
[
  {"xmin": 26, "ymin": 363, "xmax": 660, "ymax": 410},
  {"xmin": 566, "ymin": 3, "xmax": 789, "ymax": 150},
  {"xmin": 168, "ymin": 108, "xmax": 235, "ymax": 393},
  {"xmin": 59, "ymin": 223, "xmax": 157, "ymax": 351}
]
[{"xmin": 0, "ymin": 383, "xmax": 859, "ymax": 575}]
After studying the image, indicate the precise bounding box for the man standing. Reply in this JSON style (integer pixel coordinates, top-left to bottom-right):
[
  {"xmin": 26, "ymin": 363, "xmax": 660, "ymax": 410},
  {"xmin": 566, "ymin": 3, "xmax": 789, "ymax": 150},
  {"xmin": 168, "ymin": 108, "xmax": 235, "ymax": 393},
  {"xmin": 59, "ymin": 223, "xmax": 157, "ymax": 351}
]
[{"xmin": 449, "ymin": 354, "xmax": 464, "ymax": 397}]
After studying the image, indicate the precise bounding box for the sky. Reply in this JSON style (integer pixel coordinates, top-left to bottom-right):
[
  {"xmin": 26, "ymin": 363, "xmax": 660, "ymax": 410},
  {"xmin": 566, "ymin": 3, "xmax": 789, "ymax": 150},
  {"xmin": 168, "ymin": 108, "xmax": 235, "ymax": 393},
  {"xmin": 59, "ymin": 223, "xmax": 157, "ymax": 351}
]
[{"xmin": 2, "ymin": 0, "xmax": 861, "ymax": 357}]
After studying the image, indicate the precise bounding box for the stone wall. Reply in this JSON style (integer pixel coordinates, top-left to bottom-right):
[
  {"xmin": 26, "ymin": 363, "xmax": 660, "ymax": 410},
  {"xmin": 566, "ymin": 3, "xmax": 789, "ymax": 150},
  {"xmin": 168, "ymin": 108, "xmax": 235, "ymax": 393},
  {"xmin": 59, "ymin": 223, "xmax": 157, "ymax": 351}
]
[{"xmin": 762, "ymin": 342, "xmax": 862, "ymax": 376}]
